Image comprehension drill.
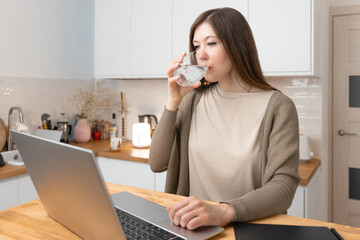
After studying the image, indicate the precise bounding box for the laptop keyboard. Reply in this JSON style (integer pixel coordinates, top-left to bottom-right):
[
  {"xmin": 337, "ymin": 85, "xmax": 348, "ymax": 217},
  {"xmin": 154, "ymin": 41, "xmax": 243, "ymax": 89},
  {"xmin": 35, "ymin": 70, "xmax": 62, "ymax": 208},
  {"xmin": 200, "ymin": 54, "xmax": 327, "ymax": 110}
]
[{"xmin": 115, "ymin": 208, "xmax": 185, "ymax": 240}]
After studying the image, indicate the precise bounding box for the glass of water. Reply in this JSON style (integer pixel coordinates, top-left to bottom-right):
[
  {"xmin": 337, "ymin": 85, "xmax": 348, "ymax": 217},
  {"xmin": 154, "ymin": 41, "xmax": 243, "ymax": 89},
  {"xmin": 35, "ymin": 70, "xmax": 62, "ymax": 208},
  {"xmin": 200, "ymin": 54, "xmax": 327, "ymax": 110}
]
[{"xmin": 174, "ymin": 51, "xmax": 208, "ymax": 87}]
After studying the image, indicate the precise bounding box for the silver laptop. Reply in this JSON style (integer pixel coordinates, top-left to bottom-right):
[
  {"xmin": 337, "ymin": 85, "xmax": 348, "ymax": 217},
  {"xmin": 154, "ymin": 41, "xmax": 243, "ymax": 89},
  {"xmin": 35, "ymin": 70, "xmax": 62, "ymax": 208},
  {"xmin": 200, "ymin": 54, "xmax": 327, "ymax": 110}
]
[{"xmin": 11, "ymin": 130, "xmax": 224, "ymax": 240}]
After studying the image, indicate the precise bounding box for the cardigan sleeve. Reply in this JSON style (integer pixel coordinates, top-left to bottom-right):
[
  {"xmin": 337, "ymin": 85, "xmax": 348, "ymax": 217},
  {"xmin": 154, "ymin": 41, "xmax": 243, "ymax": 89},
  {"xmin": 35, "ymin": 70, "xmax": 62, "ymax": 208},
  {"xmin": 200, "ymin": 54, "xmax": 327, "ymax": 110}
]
[
  {"xmin": 228, "ymin": 93, "xmax": 300, "ymax": 222},
  {"xmin": 148, "ymin": 108, "xmax": 178, "ymax": 172}
]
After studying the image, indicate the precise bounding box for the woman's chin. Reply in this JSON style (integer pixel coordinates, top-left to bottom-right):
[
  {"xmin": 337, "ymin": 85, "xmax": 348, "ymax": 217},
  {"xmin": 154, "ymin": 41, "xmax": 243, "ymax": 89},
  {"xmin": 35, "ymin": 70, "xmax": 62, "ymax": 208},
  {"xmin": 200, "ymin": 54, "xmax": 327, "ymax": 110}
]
[{"xmin": 204, "ymin": 75, "xmax": 214, "ymax": 83}]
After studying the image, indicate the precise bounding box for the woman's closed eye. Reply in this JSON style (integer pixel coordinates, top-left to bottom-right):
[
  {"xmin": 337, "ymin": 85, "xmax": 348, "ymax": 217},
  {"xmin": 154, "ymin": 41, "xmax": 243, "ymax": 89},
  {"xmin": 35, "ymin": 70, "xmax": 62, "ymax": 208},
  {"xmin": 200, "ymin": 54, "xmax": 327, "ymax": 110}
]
[{"xmin": 208, "ymin": 42, "xmax": 217, "ymax": 47}]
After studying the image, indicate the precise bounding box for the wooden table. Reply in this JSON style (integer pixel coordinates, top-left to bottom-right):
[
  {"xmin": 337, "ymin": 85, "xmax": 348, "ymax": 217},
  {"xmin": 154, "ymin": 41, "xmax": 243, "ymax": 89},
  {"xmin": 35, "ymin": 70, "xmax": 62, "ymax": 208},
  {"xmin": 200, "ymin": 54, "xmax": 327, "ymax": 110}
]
[{"xmin": 0, "ymin": 183, "xmax": 359, "ymax": 240}]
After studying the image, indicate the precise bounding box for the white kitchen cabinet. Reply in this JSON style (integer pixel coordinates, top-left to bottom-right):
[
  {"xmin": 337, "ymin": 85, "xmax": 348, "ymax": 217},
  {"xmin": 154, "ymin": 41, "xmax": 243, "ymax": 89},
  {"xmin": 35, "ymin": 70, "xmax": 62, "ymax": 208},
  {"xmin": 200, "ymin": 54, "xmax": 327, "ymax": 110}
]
[
  {"xmin": 94, "ymin": 0, "xmax": 132, "ymax": 77},
  {"xmin": 154, "ymin": 171, "xmax": 167, "ymax": 192},
  {"xmin": 97, "ymin": 157, "xmax": 108, "ymax": 179},
  {"xmin": 288, "ymin": 170, "xmax": 321, "ymax": 219},
  {"xmin": 0, "ymin": 176, "xmax": 18, "ymax": 211},
  {"xmin": 95, "ymin": 0, "xmax": 247, "ymax": 78},
  {"xmin": 0, "ymin": 173, "xmax": 38, "ymax": 211},
  {"xmin": 97, "ymin": 157, "xmax": 167, "ymax": 192},
  {"xmin": 131, "ymin": 0, "xmax": 172, "ymax": 78},
  {"xmin": 172, "ymin": 0, "xmax": 248, "ymax": 58},
  {"xmin": 248, "ymin": 0, "xmax": 318, "ymax": 76},
  {"xmin": 97, "ymin": 157, "xmax": 154, "ymax": 191},
  {"xmin": 94, "ymin": 0, "xmax": 172, "ymax": 78},
  {"xmin": 18, "ymin": 174, "xmax": 38, "ymax": 205},
  {"xmin": 95, "ymin": 0, "xmax": 319, "ymax": 78},
  {"xmin": 288, "ymin": 185, "xmax": 306, "ymax": 218}
]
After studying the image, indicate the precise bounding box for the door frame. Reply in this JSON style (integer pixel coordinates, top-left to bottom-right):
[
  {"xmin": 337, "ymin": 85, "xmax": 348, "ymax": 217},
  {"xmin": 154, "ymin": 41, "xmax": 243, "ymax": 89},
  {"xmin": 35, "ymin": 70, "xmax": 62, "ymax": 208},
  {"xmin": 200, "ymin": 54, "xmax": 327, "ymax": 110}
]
[{"xmin": 330, "ymin": 4, "xmax": 360, "ymax": 223}]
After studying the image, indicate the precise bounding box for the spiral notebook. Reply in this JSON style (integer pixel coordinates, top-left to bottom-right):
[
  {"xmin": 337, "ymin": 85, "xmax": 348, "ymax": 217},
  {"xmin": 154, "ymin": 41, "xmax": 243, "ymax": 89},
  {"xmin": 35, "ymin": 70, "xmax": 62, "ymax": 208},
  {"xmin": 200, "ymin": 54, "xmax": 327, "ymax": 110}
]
[{"xmin": 233, "ymin": 222, "xmax": 343, "ymax": 240}]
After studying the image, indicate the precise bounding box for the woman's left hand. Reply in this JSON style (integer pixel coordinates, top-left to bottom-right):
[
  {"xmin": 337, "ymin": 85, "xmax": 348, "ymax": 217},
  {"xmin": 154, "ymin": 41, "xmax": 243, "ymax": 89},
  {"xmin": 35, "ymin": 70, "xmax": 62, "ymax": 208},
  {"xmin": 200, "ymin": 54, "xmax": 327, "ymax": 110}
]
[{"xmin": 167, "ymin": 196, "xmax": 235, "ymax": 230}]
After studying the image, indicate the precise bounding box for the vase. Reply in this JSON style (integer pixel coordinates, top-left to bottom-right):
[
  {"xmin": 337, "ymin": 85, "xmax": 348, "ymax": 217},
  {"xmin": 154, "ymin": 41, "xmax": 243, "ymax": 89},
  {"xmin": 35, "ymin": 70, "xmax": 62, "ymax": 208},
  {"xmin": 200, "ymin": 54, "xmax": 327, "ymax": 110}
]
[{"xmin": 73, "ymin": 119, "xmax": 91, "ymax": 143}]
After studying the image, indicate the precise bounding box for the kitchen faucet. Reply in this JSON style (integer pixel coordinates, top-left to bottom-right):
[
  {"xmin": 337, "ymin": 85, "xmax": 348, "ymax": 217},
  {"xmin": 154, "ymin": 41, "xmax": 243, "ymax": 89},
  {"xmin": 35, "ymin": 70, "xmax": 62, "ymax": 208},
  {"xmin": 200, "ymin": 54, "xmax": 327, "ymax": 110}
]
[{"xmin": 8, "ymin": 106, "xmax": 24, "ymax": 150}]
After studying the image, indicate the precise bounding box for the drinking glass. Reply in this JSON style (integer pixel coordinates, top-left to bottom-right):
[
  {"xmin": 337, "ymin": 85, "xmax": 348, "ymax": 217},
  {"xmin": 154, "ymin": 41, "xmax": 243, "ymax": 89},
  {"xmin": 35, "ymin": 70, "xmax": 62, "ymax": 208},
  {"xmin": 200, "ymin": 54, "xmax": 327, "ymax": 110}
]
[{"xmin": 173, "ymin": 51, "xmax": 208, "ymax": 87}]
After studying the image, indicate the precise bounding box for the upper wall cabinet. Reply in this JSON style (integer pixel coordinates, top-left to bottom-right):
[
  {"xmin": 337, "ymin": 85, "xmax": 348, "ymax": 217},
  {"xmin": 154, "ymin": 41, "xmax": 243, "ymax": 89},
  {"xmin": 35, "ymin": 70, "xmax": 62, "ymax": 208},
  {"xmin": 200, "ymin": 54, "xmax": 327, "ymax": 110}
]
[
  {"xmin": 95, "ymin": 0, "xmax": 172, "ymax": 78},
  {"xmin": 95, "ymin": 0, "xmax": 131, "ymax": 77},
  {"xmin": 249, "ymin": 0, "xmax": 318, "ymax": 76},
  {"xmin": 95, "ymin": 0, "xmax": 319, "ymax": 78},
  {"xmin": 95, "ymin": 0, "xmax": 247, "ymax": 79},
  {"xmin": 172, "ymin": 0, "xmax": 248, "ymax": 58}
]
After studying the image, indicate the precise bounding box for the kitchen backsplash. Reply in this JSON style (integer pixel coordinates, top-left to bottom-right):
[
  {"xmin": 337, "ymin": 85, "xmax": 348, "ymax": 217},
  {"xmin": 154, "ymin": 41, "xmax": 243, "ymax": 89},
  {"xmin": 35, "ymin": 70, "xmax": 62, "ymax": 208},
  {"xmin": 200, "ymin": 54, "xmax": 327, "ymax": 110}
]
[
  {"xmin": 268, "ymin": 77, "xmax": 321, "ymax": 158},
  {"xmin": 0, "ymin": 76, "xmax": 321, "ymax": 158},
  {"xmin": 0, "ymin": 76, "xmax": 89, "ymax": 132}
]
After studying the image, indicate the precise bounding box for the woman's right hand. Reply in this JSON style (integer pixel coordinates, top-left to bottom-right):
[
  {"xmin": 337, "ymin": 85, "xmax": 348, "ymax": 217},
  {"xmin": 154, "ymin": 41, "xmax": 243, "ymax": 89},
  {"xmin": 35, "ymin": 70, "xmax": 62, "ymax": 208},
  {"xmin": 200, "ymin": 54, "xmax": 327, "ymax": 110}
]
[{"xmin": 166, "ymin": 53, "xmax": 201, "ymax": 111}]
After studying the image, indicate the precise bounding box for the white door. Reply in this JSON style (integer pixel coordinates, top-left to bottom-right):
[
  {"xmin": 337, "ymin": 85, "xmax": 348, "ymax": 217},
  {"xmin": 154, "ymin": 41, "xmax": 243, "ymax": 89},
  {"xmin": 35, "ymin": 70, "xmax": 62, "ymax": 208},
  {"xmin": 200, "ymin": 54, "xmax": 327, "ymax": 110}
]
[{"xmin": 333, "ymin": 12, "xmax": 360, "ymax": 227}]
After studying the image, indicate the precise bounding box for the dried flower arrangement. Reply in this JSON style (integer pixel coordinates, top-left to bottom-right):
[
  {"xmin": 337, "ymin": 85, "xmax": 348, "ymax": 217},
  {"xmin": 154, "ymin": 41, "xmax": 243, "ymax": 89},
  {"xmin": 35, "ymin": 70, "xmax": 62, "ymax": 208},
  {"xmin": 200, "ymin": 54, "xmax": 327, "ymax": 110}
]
[{"xmin": 70, "ymin": 79, "xmax": 114, "ymax": 121}]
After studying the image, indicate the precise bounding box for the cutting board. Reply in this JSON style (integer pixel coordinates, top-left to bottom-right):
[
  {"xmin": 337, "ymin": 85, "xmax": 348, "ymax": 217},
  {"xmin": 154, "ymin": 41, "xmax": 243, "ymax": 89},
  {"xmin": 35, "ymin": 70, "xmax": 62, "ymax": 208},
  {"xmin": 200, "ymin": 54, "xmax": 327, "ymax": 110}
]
[{"xmin": 0, "ymin": 119, "xmax": 6, "ymax": 151}]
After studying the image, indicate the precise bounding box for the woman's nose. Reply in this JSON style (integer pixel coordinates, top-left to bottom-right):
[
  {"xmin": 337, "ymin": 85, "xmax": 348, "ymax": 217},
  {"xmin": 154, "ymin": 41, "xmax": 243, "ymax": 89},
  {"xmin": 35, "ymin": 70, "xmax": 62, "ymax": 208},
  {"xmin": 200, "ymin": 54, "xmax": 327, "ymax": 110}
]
[{"xmin": 195, "ymin": 49, "xmax": 208, "ymax": 63}]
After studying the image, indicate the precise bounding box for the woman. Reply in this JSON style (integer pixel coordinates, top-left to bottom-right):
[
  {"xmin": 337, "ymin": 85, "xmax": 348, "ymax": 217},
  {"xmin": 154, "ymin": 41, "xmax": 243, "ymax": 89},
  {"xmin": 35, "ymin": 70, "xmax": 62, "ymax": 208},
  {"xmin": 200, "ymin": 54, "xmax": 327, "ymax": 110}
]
[{"xmin": 149, "ymin": 7, "xmax": 300, "ymax": 230}]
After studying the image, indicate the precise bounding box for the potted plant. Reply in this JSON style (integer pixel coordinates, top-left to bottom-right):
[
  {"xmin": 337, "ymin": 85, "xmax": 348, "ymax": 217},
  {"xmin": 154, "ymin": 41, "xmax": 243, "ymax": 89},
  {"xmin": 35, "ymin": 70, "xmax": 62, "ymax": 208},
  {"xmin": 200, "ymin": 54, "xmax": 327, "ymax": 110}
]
[{"xmin": 70, "ymin": 79, "xmax": 113, "ymax": 143}]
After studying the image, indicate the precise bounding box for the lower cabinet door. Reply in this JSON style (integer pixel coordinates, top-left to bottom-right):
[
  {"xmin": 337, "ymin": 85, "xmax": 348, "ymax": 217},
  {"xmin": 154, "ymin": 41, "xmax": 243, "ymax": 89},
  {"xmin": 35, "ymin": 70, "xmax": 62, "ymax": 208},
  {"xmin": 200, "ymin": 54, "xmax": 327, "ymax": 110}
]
[
  {"xmin": 288, "ymin": 185, "xmax": 306, "ymax": 218},
  {"xmin": 18, "ymin": 174, "xmax": 39, "ymax": 205},
  {"xmin": 97, "ymin": 157, "xmax": 155, "ymax": 191},
  {"xmin": 154, "ymin": 171, "xmax": 167, "ymax": 192},
  {"xmin": 0, "ymin": 176, "xmax": 18, "ymax": 211}
]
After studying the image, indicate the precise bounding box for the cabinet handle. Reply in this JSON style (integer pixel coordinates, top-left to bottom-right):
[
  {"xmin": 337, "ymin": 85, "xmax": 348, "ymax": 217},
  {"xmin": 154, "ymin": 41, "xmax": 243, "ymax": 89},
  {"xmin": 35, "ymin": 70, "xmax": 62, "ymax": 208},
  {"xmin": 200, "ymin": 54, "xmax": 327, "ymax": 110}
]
[{"xmin": 338, "ymin": 129, "xmax": 357, "ymax": 136}]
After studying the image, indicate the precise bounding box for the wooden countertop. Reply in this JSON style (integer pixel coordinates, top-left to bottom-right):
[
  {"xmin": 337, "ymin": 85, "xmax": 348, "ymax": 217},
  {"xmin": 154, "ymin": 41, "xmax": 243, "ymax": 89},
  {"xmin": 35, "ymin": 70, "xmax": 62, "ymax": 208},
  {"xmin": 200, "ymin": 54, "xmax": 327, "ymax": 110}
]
[
  {"xmin": 0, "ymin": 183, "xmax": 359, "ymax": 239},
  {"xmin": 298, "ymin": 158, "xmax": 321, "ymax": 186},
  {"xmin": 0, "ymin": 163, "xmax": 27, "ymax": 180},
  {"xmin": 0, "ymin": 140, "xmax": 320, "ymax": 186},
  {"xmin": 71, "ymin": 140, "xmax": 150, "ymax": 163}
]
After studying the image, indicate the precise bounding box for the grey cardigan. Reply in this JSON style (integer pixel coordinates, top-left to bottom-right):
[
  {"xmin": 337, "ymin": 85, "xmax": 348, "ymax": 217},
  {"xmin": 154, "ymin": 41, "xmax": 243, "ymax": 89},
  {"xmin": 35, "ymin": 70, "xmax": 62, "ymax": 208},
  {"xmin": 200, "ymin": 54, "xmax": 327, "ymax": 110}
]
[{"xmin": 149, "ymin": 89, "xmax": 300, "ymax": 222}]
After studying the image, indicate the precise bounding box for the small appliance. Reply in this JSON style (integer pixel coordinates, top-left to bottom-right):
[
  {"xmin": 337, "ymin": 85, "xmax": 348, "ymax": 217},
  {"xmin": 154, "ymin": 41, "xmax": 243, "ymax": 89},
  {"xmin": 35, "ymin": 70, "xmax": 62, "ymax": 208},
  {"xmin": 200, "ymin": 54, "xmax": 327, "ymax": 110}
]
[
  {"xmin": 54, "ymin": 121, "xmax": 72, "ymax": 143},
  {"xmin": 138, "ymin": 114, "xmax": 158, "ymax": 137},
  {"xmin": 132, "ymin": 123, "xmax": 151, "ymax": 148},
  {"xmin": 299, "ymin": 134, "xmax": 313, "ymax": 161}
]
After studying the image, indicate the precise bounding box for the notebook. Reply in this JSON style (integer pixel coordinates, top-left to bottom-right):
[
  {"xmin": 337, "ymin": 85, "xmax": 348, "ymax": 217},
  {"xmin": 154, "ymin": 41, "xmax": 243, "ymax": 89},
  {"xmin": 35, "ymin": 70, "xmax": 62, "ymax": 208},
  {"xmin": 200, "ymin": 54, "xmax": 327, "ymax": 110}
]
[
  {"xmin": 233, "ymin": 222, "xmax": 342, "ymax": 240},
  {"xmin": 11, "ymin": 130, "xmax": 224, "ymax": 240}
]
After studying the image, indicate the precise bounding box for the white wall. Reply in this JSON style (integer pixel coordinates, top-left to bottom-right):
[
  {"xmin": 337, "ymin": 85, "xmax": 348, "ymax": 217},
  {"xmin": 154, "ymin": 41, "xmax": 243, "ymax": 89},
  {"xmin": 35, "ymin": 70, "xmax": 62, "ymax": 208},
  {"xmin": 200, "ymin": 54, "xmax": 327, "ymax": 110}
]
[
  {"xmin": 0, "ymin": 77, "xmax": 90, "ymax": 133},
  {"xmin": 0, "ymin": 0, "xmax": 94, "ymax": 79},
  {"xmin": 0, "ymin": 0, "xmax": 94, "ymax": 134},
  {"xmin": 311, "ymin": 0, "xmax": 330, "ymax": 222}
]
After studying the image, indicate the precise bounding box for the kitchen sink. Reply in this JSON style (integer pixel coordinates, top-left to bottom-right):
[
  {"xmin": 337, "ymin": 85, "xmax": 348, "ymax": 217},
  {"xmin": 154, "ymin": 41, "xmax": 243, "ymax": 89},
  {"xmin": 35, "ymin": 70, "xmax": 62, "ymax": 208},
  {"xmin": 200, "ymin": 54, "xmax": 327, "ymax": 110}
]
[{"xmin": 1, "ymin": 150, "xmax": 24, "ymax": 166}]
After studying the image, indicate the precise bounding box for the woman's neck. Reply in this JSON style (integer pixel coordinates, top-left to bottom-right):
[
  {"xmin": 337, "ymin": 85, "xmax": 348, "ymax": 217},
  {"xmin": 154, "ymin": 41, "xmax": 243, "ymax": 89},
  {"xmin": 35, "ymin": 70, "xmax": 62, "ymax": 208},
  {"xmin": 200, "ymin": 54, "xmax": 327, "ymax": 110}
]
[
  {"xmin": 217, "ymin": 72, "xmax": 266, "ymax": 93},
  {"xmin": 217, "ymin": 73, "xmax": 251, "ymax": 93}
]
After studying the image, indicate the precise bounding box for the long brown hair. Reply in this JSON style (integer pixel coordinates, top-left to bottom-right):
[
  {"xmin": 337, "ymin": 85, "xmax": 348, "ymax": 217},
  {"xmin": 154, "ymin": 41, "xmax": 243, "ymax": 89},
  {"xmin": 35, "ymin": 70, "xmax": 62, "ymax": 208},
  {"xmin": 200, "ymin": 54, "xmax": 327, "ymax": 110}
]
[{"xmin": 189, "ymin": 7, "xmax": 276, "ymax": 91}]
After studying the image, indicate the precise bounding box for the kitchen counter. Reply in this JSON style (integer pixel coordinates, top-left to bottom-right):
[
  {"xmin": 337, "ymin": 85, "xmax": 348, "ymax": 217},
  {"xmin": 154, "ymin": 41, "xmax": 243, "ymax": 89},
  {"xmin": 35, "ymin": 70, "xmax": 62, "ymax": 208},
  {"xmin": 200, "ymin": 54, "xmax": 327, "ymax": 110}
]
[
  {"xmin": 0, "ymin": 183, "xmax": 359, "ymax": 239},
  {"xmin": 0, "ymin": 139, "xmax": 320, "ymax": 186},
  {"xmin": 299, "ymin": 158, "xmax": 320, "ymax": 186},
  {"xmin": 71, "ymin": 140, "xmax": 150, "ymax": 163},
  {"xmin": 0, "ymin": 163, "xmax": 27, "ymax": 180}
]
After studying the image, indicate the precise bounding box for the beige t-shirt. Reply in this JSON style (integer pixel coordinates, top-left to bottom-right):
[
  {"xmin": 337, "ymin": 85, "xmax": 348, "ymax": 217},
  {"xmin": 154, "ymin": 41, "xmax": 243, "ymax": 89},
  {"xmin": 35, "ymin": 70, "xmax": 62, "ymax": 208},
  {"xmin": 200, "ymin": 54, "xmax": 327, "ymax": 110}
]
[{"xmin": 189, "ymin": 84, "xmax": 274, "ymax": 202}]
